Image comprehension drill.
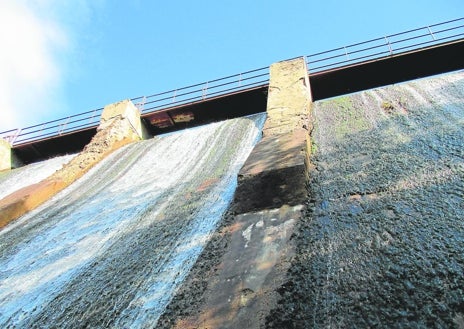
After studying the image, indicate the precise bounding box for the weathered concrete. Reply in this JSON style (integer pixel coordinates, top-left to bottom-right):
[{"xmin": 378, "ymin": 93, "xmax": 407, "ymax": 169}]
[
  {"xmin": 0, "ymin": 139, "xmax": 11, "ymax": 172},
  {"xmin": 0, "ymin": 139, "xmax": 21, "ymax": 171},
  {"xmin": 0, "ymin": 100, "xmax": 143, "ymax": 229},
  {"xmin": 158, "ymin": 58, "xmax": 315, "ymax": 328},
  {"xmin": 233, "ymin": 128, "xmax": 310, "ymax": 213},
  {"xmin": 171, "ymin": 205, "xmax": 302, "ymax": 329},
  {"xmin": 233, "ymin": 57, "xmax": 313, "ymax": 214},
  {"xmin": 263, "ymin": 57, "xmax": 312, "ymax": 137},
  {"xmin": 196, "ymin": 57, "xmax": 313, "ymax": 326},
  {"xmin": 100, "ymin": 99, "xmax": 149, "ymax": 139},
  {"xmin": 266, "ymin": 71, "xmax": 464, "ymax": 328}
]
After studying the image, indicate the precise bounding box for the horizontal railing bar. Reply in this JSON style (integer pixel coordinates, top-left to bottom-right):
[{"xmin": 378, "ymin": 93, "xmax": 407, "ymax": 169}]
[
  {"xmin": 309, "ymin": 31, "xmax": 436, "ymax": 67},
  {"xmin": 142, "ymin": 81, "xmax": 268, "ymax": 114},
  {"xmin": 15, "ymin": 115, "xmax": 100, "ymax": 138},
  {"xmin": 310, "ymin": 50, "xmax": 392, "ymax": 72},
  {"xmin": 307, "ymin": 25, "xmax": 464, "ymax": 73},
  {"xmin": 17, "ymin": 108, "xmax": 103, "ymax": 131},
  {"xmin": 306, "ymin": 17, "xmax": 463, "ymax": 59},
  {"xmin": 309, "ymin": 33, "xmax": 464, "ymax": 73},
  {"xmin": 2, "ymin": 17, "xmax": 461, "ymax": 146},
  {"xmin": 14, "ymin": 124, "xmax": 97, "ymax": 146},
  {"xmin": 142, "ymin": 80, "xmax": 268, "ymax": 114},
  {"xmin": 143, "ymin": 72, "xmax": 269, "ymax": 106},
  {"xmin": 142, "ymin": 66, "xmax": 268, "ymax": 100}
]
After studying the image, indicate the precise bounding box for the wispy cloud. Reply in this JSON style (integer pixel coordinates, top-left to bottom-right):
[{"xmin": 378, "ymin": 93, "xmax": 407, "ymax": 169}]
[
  {"xmin": 0, "ymin": 0, "xmax": 105, "ymax": 133},
  {"xmin": 0, "ymin": 1, "xmax": 67, "ymax": 132}
]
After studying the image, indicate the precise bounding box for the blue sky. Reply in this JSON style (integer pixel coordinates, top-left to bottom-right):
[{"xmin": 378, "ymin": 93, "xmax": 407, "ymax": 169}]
[{"xmin": 0, "ymin": 0, "xmax": 463, "ymax": 131}]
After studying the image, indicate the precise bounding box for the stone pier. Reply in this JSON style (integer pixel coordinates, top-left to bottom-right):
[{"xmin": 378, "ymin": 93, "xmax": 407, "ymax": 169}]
[
  {"xmin": 235, "ymin": 57, "xmax": 313, "ymax": 214},
  {"xmin": 170, "ymin": 57, "xmax": 314, "ymax": 328},
  {"xmin": 0, "ymin": 100, "xmax": 145, "ymax": 228},
  {"xmin": 0, "ymin": 139, "xmax": 12, "ymax": 172}
]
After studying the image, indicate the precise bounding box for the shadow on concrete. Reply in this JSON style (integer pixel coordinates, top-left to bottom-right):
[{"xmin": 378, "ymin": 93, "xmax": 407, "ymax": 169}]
[{"xmin": 232, "ymin": 129, "xmax": 310, "ymax": 214}]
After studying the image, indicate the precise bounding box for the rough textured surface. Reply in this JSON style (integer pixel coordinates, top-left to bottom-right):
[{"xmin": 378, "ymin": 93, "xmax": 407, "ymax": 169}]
[
  {"xmin": 263, "ymin": 57, "xmax": 312, "ymax": 137},
  {"xmin": 232, "ymin": 57, "xmax": 312, "ymax": 214},
  {"xmin": 0, "ymin": 116, "xmax": 140, "ymax": 229},
  {"xmin": 100, "ymin": 99, "xmax": 147, "ymax": 139},
  {"xmin": 233, "ymin": 129, "xmax": 309, "ymax": 213},
  {"xmin": 164, "ymin": 206, "xmax": 302, "ymax": 329},
  {"xmin": 50, "ymin": 117, "xmax": 140, "ymax": 184},
  {"xmin": 157, "ymin": 58, "xmax": 313, "ymax": 329},
  {"xmin": 267, "ymin": 72, "xmax": 464, "ymax": 328},
  {"xmin": 0, "ymin": 138, "xmax": 11, "ymax": 171}
]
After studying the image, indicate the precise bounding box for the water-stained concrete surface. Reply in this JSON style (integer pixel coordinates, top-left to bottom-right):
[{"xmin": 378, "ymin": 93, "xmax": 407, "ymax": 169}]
[
  {"xmin": 168, "ymin": 205, "xmax": 301, "ymax": 329},
  {"xmin": 0, "ymin": 115, "xmax": 265, "ymax": 328},
  {"xmin": 267, "ymin": 72, "xmax": 464, "ymax": 328}
]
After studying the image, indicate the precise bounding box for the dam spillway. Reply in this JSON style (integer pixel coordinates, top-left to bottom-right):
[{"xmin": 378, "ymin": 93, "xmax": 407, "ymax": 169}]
[{"xmin": 0, "ymin": 114, "xmax": 265, "ymax": 328}]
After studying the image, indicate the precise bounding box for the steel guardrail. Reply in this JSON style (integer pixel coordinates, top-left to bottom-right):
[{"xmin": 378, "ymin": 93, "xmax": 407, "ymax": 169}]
[
  {"xmin": 1, "ymin": 17, "xmax": 463, "ymax": 146},
  {"xmin": 306, "ymin": 17, "xmax": 464, "ymax": 74},
  {"xmin": 132, "ymin": 66, "xmax": 269, "ymax": 115}
]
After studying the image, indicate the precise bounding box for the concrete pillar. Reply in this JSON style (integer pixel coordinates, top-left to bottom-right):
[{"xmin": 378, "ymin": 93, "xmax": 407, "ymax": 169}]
[
  {"xmin": 263, "ymin": 57, "xmax": 312, "ymax": 136},
  {"xmin": 0, "ymin": 99, "xmax": 145, "ymax": 229},
  {"xmin": 233, "ymin": 57, "xmax": 313, "ymax": 214},
  {"xmin": 100, "ymin": 99, "xmax": 146, "ymax": 139},
  {"xmin": 0, "ymin": 139, "xmax": 11, "ymax": 171},
  {"xmin": 175, "ymin": 58, "xmax": 316, "ymax": 328}
]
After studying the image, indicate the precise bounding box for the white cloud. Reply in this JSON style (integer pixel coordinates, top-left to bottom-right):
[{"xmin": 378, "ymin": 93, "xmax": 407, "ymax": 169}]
[
  {"xmin": 0, "ymin": 1, "xmax": 69, "ymax": 132},
  {"xmin": 0, "ymin": 0, "xmax": 106, "ymax": 135}
]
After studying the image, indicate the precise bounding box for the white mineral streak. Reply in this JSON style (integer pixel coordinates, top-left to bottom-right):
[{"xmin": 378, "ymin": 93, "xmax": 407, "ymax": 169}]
[
  {"xmin": 0, "ymin": 154, "xmax": 76, "ymax": 200},
  {"xmin": 242, "ymin": 224, "xmax": 254, "ymax": 248},
  {"xmin": 0, "ymin": 114, "xmax": 266, "ymax": 328}
]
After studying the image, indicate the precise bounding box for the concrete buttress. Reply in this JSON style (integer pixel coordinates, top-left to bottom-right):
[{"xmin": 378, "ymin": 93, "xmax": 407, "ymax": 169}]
[
  {"xmin": 0, "ymin": 100, "xmax": 144, "ymax": 229},
  {"xmin": 0, "ymin": 139, "xmax": 12, "ymax": 172},
  {"xmin": 234, "ymin": 57, "xmax": 313, "ymax": 213},
  {"xmin": 171, "ymin": 57, "xmax": 314, "ymax": 328}
]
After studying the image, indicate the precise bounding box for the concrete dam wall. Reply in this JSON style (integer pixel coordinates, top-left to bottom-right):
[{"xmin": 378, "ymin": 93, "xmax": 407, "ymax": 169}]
[
  {"xmin": 159, "ymin": 70, "xmax": 464, "ymax": 329},
  {"xmin": 264, "ymin": 71, "xmax": 464, "ymax": 328},
  {"xmin": 0, "ymin": 58, "xmax": 463, "ymax": 328}
]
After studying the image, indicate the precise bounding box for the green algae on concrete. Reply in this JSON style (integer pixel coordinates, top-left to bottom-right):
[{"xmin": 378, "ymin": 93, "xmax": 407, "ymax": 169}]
[{"xmin": 320, "ymin": 95, "xmax": 372, "ymax": 139}]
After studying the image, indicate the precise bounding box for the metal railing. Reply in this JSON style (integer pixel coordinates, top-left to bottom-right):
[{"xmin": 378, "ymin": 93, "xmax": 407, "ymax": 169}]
[
  {"xmin": 306, "ymin": 17, "xmax": 464, "ymax": 74},
  {"xmin": 1, "ymin": 107, "xmax": 104, "ymax": 146},
  {"xmin": 1, "ymin": 17, "xmax": 463, "ymax": 146},
  {"xmin": 0, "ymin": 67, "xmax": 269, "ymax": 146},
  {"xmin": 131, "ymin": 66, "xmax": 269, "ymax": 115}
]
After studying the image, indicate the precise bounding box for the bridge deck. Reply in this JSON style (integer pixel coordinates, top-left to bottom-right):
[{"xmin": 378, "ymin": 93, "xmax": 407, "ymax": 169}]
[
  {"xmin": 9, "ymin": 37, "xmax": 464, "ymax": 164},
  {"xmin": 310, "ymin": 39, "xmax": 464, "ymax": 101}
]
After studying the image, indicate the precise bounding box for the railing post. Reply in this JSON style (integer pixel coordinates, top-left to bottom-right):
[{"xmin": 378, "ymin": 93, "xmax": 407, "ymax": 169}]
[
  {"xmin": 0, "ymin": 139, "xmax": 12, "ymax": 171},
  {"xmin": 135, "ymin": 96, "xmax": 146, "ymax": 113},
  {"xmin": 58, "ymin": 117, "xmax": 70, "ymax": 135},
  {"xmin": 384, "ymin": 36, "xmax": 393, "ymax": 56},
  {"xmin": 427, "ymin": 26, "xmax": 436, "ymax": 40},
  {"xmin": 89, "ymin": 108, "xmax": 98, "ymax": 124},
  {"xmin": 202, "ymin": 82, "xmax": 208, "ymax": 100},
  {"xmin": 172, "ymin": 89, "xmax": 177, "ymax": 103}
]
